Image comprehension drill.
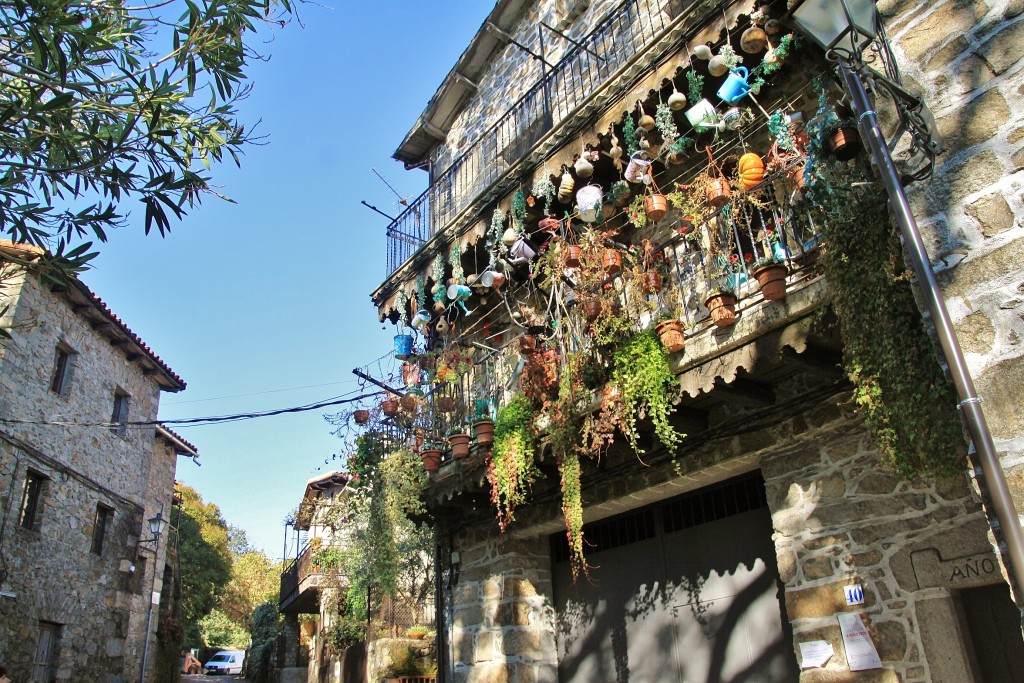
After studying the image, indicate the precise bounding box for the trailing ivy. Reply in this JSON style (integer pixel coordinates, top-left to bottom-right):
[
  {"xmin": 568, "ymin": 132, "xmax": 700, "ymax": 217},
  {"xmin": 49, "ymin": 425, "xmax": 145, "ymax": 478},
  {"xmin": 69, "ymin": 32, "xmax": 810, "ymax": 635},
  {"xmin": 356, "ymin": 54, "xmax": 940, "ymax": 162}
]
[
  {"xmin": 611, "ymin": 329, "xmax": 684, "ymax": 456},
  {"xmin": 488, "ymin": 394, "xmax": 538, "ymax": 531},
  {"xmin": 808, "ymin": 162, "xmax": 965, "ymax": 477},
  {"xmin": 686, "ymin": 70, "xmax": 704, "ymax": 105},
  {"xmin": 623, "ymin": 114, "xmax": 638, "ymax": 157}
]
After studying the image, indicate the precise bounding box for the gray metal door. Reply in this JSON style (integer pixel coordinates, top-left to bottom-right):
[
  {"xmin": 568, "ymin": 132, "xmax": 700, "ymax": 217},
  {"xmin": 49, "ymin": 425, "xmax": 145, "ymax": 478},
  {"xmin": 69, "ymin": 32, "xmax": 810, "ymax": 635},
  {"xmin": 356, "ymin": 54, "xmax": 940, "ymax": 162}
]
[{"xmin": 553, "ymin": 472, "xmax": 797, "ymax": 683}]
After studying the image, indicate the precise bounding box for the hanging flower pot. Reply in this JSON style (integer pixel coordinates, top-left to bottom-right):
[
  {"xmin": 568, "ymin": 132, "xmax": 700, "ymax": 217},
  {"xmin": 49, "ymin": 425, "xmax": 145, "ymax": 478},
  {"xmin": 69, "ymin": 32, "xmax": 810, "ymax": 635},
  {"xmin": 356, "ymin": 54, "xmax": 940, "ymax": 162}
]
[
  {"xmin": 448, "ymin": 432, "xmax": 472, "ymax": 459},
  {"xmin": 640, "ymin": 271, "xmax": 663, "ymax": 294},
  {"xmin": 402, "ymin": 362, "xmax": 421, "ymax": 387},
  {"xmin": 828, "ymin": 126, "xmax": 862, "ymax": 161},
  {"xmin": 420, "ymin": 448, "xmax": 442, "ymax": 472},
  {"xmin": 353, "ymin": 409, "xmax": 370, "ymax": 425},
  {"xmin": 754, "ymin": 263, "xmax": 789, "ymax": 301},
  {"xmin": 603, "ymin": 249, "xmax": 622, "ymax": 276},
  {"xmin": 704, "ymin": 292, "xmax": 738, "ymax": 327},
  {"xmin": 581, "ymin": 299, "xmax": 603, "ymax": 323},
  {"xmin": 565, "ymin": 244, "xmax": 581, "ymax": 268},
  {"xmin": 655, "ymin": 318, "xmax": 686, "ymax": 353},
  {"xmin": 436, "ymin": 396, "xmax": 458, "ymax": 413},
  {"xmin": 576, "ymin": 184, "xmax": 604, "ymax": 223},
  {"xmin": 644, "ymin": 193, "xmax": 669, "ymax": 222},
  {"xmin": 705, "ymin": 177, "xmax": 731, "ymax": 209},
  {"xmin": 473, "ymin": 419, "xmax": 495, "ymax": 446},
  {"xmin": 400, "ymin": 393, "xmax": 419, "ymax": 412},
  {"xmin": 394, "ymin": 334, "xmax": 414, "ymax": 360},
  {"xmin": 519, "ymin": 334, "xmax": 538, "ymax": 355},
  {"xmin": 381, "ymin": 398, "xmax": 400, "ymax": 417}
]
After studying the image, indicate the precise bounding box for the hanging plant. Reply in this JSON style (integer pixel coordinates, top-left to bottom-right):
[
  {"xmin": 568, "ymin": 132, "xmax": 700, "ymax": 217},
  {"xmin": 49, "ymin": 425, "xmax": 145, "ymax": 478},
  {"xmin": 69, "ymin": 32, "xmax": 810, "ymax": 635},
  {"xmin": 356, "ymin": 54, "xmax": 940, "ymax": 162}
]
[
  {"xmin": 767, "ymin": 109, "xmax": 798, "ymax": 154},
  {"xmin": 532, "ymin": 175, "xmax": 556, "ymax": 216},
  {"xmin": 448, "ymin": 242, "xmax": 464, "ymax": 283},
  {"xmin": 431, "ymin": 253, "xmax": 446, "ymax": 305},
  {"xmin": 654, "ymin": 103, "xmax": 680, "ymax": 147},
  {"xmin": 394, "ymin": 289, "xmax": 409, "ymax": 325},
  {"xmin": 623, "ymin": 114, "xmax": 639, "ymax": 157},
  {"xmin": 511, "ymin": 189, "xmax": 528, "ymax": 233},
  {"xmin": 488, "ymin": 394, "xmax": 538, "ymax": 531},
  {"xmin": 686, "ymin": 70, "xmax": 704, "ymax": 106},
  {"xmin": 718, "ymin": 43, "xmax": 741, "ymax": 71},
  {"xmin": 611, "ymin": 329, "xmax": 684, "ymax": 457},
  {"xmin": 488, "ymin": 207, "xmax": 506, "ymax": 263},
  {"xmin": 627, "ymin": 194, "xmax": 648, "ymax": 229}
]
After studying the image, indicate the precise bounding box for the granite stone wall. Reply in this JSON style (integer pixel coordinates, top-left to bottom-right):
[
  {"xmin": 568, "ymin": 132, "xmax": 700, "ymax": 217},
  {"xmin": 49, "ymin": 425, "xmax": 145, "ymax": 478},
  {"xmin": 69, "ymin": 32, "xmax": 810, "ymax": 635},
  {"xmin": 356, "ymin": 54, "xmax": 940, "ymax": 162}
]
[{"xmin": 0, "ymin": 265, "xmax": 179, "ymax": 682}]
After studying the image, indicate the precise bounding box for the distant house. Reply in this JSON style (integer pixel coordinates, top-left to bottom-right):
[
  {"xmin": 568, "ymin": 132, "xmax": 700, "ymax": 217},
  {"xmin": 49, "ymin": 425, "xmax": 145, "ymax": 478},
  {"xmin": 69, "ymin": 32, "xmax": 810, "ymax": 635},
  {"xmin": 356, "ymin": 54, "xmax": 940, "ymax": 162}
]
[{"xmin": 0, "ymin": 241, "xmax": 197, "ymax": 682}]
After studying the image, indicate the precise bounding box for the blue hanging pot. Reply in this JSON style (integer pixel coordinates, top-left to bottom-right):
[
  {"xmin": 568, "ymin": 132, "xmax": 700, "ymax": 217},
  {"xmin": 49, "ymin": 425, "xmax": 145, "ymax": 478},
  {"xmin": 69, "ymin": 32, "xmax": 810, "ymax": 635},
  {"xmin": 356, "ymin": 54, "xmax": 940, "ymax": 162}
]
[{"xmin": 394, "ymin": 334, "xmax": 414, "ymax": 360}]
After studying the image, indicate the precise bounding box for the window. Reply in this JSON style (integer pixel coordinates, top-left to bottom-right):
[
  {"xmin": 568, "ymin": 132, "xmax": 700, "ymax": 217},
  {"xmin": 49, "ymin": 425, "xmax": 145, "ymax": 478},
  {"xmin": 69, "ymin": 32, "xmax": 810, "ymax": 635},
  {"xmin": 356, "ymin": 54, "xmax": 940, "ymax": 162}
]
[
  {"xmin": 19, "ymin": 470, "xmax": 47, "ymax": 531},
  {"xmin": 91, "ymin": 504, "xmax": 114, "ymax": 555},
  {"xmin": 49, "ymin": 344, "xmax": 76, "ymax": 396},
  {"xmin": 31, "ymin": 621, "xmax": 61, "ymax": 683},
  {"xmin": 110, "ymin": 389, "xmax": 130, "ymax": 437}
]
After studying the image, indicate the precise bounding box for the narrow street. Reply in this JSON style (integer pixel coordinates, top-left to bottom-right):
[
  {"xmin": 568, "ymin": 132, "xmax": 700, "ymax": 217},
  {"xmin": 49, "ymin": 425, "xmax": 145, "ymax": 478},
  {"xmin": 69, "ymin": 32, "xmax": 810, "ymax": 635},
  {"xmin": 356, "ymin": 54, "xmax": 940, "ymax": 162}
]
[{"xmin": 182, "ymin": 676, "xmax": 242, "ymax": 682}]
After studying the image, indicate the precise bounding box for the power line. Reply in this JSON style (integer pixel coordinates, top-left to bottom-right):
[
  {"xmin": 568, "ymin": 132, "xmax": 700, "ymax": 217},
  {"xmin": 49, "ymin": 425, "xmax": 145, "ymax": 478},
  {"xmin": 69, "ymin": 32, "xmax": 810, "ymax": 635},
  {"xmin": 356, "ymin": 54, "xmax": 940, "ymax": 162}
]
[{"xmin": 162, "ymin": 379, "xmax": 362, "ymax": 405}]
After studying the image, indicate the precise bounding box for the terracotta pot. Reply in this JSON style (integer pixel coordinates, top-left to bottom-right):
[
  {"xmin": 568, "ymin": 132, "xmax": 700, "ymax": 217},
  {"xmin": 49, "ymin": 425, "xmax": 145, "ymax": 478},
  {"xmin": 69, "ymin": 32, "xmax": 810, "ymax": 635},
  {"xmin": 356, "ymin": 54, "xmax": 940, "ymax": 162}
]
[
  {"xmin": 420, "ymin": 449, "xmax": 442, "ymax": 472},
  {"xmin": 400, "ymin": 394, "xmax": 418, "ymax": 412},
  {"xmin": 603, "ymin": 249, "xmax": 622, "ymax": 276},
  {"xmin": 353, "ymin": 409, "xmax": 370, "ymax": 424},
  {"xmin": 705, "ymin": 178, "xmax": 731, "ymax": 209},
  {"xmin": 519, "ymin": 335, "xmax": 538, "ymax": 355},
  {"xmin": 755, "ymin": 263, "xmax": 789, "ymax": 301},
  {"xmin": 704, "ymin": 292, "xmax": 738, "ymax": 327},
  {"xmin": 565, "ymin": 244, "xmax": 581, "ymax": 268},
  {"xmin": 655, "ymin": 318, "xmax": 686, "ymax": 353},
  {"xmin": 581, "ymin": 299, "xmax": 603, "ymax": 323},
  {"xmin": 640, "ymin": 271, "xmax": 663, "ymax": 294},
  {"xmin": 644, "ymin": 193, "xmax": 669, "ymax": 222},
  {"xmin": 381, "ymin": 399, "xmax": 399, "ymax": 417},
  {"xmin": 436, "ymin": 396, "xmax": 457, "ymax": 413},
  {"xmin": 448, "ymin": 433, "xmax": 472, "ymax": 459},
  {"xmin": 828, "ymin": 126, "xmax": 861, "ymax": 161},
  {"xmin": 473, "ymin": 419, "xmax": 495, "ymax": 446}
]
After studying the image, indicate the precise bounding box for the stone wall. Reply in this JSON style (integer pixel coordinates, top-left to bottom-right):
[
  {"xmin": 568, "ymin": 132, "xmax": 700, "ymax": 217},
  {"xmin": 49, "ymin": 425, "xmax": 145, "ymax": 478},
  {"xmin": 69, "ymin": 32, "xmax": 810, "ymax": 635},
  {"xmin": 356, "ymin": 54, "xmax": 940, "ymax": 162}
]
[
  {"xmin": 884, "ymin": 0, "xmax": 1024, "ymax": 531},
  {"xmin": 0, "ymin": 266, "xmax": 180, "ymax": 682}
]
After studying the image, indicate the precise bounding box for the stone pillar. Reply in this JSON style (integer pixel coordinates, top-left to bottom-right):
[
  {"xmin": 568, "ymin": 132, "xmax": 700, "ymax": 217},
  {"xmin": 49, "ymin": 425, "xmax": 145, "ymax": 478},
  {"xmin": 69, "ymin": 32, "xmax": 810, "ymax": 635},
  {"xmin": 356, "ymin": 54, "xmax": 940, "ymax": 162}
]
[
  {"xmin": 449, "ymin": 530, "xmax": 558, "ymax": 683},
  {"xmin": 282, "ymin": 613, "xmax": 300, "ymax": 668}
]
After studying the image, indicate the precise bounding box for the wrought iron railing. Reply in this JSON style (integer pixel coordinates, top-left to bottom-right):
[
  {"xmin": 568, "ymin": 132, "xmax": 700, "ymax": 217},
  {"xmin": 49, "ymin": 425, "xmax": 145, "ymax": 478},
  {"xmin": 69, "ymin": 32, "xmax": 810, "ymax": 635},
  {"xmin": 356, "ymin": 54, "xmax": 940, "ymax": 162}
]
[{"xmin": 384, "ymin": 0, "xmax": 674, "ymax": 276}]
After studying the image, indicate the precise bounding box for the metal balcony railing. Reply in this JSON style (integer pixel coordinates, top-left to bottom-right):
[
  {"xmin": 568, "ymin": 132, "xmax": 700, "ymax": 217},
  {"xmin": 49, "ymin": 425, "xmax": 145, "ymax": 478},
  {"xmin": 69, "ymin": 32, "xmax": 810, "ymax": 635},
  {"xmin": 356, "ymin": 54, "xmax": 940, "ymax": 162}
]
[{"xmin": 385, "ymin": 0, "xmax": 674, "ymax": 276}]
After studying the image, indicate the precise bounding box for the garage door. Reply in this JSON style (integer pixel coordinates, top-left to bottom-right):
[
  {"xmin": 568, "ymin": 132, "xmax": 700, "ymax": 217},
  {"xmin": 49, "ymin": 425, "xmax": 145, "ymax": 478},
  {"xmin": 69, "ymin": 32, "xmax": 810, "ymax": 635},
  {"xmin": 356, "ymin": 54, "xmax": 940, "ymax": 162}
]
[{"xmin": 552, "ymin": 472, "xmax": 797, "ymax": 683}]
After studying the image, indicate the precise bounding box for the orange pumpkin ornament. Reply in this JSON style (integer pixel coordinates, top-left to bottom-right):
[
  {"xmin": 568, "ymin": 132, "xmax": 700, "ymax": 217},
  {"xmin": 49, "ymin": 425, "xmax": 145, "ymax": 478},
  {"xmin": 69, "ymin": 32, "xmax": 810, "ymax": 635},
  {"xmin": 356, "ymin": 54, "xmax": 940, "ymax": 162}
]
[{"xmin": 738, "ymin": 152, "xmax": 765, "ymax": 190}]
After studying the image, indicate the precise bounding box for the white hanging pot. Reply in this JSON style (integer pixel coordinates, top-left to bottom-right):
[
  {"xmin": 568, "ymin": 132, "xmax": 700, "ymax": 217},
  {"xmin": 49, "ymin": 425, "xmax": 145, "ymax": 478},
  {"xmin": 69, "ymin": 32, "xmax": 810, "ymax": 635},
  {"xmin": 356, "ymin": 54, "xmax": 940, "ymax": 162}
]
[
  {"xmin": 502, "ymin": 227, "xmax": 520, "ymax": 246},
  {"xmin": 574, "ymin": 154, "xmax": 594, "ymax": 178},
  {"xmin": 576, "ymin": 185, "xmax": 604, "ymax": 223},
  {"xmin": 509, "ymin": 238, "xmax": 536, "ymax": 261},
  {"xmin": 685, "ymin": 99, "xmax": 718, "ymax": 131},
  {"xmin": 624, "ymin": 153, "xmax": 651, "ymax": 183},
  {"xmin": 693, "ymin": 44, "xmax": 713, "ymax": 60}
]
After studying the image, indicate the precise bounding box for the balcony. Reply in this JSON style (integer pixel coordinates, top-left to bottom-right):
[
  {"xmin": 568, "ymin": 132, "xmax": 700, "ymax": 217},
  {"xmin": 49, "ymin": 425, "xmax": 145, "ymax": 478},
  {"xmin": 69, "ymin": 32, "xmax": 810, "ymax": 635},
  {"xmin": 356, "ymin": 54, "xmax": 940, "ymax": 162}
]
[
  {"xmin": 382, "ymin": 0, "xmax": 683, "ymax": 279},
  {"xmin": 280, "ymin": 542, "xmax": 341, "ymax": 614}
]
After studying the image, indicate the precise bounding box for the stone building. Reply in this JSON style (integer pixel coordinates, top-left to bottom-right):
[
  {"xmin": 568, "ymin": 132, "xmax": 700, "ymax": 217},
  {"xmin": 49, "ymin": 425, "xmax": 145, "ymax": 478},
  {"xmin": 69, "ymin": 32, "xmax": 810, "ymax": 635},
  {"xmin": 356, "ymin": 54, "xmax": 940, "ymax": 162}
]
[
  {"xmin": 0, "ymin": 242, "xmax": 197, "ymax": 682},
  {"xmin": 366, "ymin": 0, "xmax": 1024, "ymax": 681}
]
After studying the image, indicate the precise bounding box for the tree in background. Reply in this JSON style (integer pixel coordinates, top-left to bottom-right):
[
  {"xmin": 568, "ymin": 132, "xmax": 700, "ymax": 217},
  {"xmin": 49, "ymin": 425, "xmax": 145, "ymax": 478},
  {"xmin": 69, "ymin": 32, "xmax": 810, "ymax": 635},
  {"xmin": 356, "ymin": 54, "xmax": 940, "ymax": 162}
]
[
  {"xmin": 220, "ymin": 526, "xmax": 283, "ymax": 636},
  {"xmin": 177, "ymin": 483, "xmax": 232, "ymax": 647},
  {"xmin": 198, "ymin": 608, "xmax": 250, "ymax": 649},
  {"xmin": 0, "ymin": 0, "xmax": 294, "ymax": 279}
]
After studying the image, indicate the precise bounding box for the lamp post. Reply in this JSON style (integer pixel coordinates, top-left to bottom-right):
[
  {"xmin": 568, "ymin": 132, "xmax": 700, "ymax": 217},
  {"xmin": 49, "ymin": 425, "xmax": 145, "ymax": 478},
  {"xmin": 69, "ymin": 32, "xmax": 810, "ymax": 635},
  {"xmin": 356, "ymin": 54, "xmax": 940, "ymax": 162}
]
[
  {"xmin": 784, "ymin": 0, "xmax": 1024, "ymax": 600},
  {"xmin": 138, "ymin": 511, "xmax": 168, "ymax": 683}
]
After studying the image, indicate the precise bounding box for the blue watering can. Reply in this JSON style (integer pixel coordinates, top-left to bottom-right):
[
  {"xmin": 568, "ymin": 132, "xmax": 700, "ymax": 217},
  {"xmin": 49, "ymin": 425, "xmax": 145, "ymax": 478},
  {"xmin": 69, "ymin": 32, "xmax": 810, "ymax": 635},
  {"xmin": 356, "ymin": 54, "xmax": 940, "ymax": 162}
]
[{"xmin": 717, "ymin": 67, "xmax": 751, "ymax": 104}]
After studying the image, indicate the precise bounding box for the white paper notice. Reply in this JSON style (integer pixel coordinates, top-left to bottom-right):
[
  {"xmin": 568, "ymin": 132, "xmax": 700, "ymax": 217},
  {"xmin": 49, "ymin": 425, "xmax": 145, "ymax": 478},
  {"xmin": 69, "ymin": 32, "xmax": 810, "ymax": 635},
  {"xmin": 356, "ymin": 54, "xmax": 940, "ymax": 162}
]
[
  {"xmin": 837, "ymin": 612, "xmax": 883, "ymax": 671},
  {"xmin": 798, "ymin": 640, "xmax": 834, "ymax": 669}
]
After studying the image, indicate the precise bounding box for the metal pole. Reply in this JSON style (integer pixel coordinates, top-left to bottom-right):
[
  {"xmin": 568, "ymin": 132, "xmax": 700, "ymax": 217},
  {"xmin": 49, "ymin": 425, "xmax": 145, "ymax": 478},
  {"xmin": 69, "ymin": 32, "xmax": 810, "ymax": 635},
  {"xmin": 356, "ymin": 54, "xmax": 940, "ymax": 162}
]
[
  {"xmin": 838, "ymin": 59, "xmax": 1024, "ymax": 597},
  {"xmin": 138, "ymin": 536, "xmax": 161, "ymax": 683}
]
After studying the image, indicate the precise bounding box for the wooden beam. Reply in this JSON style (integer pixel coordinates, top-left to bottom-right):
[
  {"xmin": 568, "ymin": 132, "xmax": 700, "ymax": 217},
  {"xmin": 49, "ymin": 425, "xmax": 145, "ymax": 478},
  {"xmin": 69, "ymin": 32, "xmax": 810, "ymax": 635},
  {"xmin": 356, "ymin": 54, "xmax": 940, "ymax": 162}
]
[
  {"xmin": 124, "ymin": 352, "xmax": 141, "ymax": 362},
  {"xmin": 109, "ymin": 338, "xmax": 128, "ymax": 347},
  {"xmin": 674, "ymin": 406, "xmax": 709, "ymax": 433},
  {"xmin": 71, "ymin": 304, "xmax": 91, "ymax": 313},
  {"xmin": 712, "ymin": 377, "xmax": 776, "ymax": 408},
  {"xmin": 782, "ymin": 344, "xmax": 845, "ymax": 378},
  {"xmin": 90, "ymin": 320, "xmax": 110, "ymax": 331}
]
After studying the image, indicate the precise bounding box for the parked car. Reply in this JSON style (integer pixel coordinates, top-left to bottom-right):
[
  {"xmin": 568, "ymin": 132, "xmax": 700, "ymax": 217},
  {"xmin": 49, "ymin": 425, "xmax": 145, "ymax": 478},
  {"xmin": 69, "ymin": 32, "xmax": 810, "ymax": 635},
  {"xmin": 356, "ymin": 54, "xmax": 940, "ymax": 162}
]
[{"xmin": 204, "ymin": 650, "xmax": 245, "ymax": 675}]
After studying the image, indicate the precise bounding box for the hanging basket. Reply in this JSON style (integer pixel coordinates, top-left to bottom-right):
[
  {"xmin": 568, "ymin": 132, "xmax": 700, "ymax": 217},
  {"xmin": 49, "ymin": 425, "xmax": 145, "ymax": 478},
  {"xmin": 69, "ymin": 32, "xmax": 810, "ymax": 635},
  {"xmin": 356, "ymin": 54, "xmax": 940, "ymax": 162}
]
[
  {"xmin": 704, "ymin": 292, "xmax": 738, "ymax": 327},
  {"xmin": 644, "ymin": 193, "xmax": 669, "ymax": 222},
  {"xmin": 353, "ymin": 409, "xmax": 370, "ymax": 425},
  {"xmin": 436, "ymin": 396, "xmax": 458, "ymax": 413},
  {"xmin": 519, "ymin": 335, "xmax": 538, "ymax": 355},
  {"xmin": 655, "ymin": 318, "xmax": 686, "ymax": 353},
  {"xmin": 603, "ymin": 249, "xmax": 622, "ymax": 276},
  {"xmin": 828, "ymin": 126, "xmax": 862, "ymax": 161},
  {"xmin": 705, "ymin": 177, "xmax": 731, "ymax": 209},
  {"xmin": 420, "ymin": 449, "xmax": 442, "ymax": 472},
  {"xmin": 754, "ymin": 263, "xmax": 789, "ymax": 301},
  {"xmin": 448, "ymin": 433, "xmax": 472, "ymax": 459},
  {"xmin": 678, "ymin": 214, "xmax": 698, "ymax": 235},
  {"xmin": 381, "ymin": 398, "xmax": 400, "ymax": 417},
  {"xmin": 640, "ymin": 271, "xmax": 663, "ymax": 294},
  {"xmin": 565, "ymin": 244, "xmax": 581, "ymax": 268}
]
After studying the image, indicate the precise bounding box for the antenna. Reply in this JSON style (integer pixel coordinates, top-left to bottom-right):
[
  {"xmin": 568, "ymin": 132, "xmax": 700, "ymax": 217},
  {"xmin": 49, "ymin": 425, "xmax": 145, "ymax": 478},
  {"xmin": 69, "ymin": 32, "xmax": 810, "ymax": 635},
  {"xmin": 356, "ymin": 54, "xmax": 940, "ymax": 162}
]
[{"xmin": 371, "ymin": 168, "xmax": 410, "ymax": 206}]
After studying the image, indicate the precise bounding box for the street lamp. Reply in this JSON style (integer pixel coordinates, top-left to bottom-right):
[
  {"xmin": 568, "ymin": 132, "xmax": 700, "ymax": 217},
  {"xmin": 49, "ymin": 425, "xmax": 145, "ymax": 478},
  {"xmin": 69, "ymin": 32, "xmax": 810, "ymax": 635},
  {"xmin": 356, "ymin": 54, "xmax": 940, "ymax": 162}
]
[
  {"xmin": 785, "ymin": 0, "xmax": 1024, "ymax": 599},
  {"xmin": 138, "ymin": 511, "xmax": 167, "ymax": 683}
]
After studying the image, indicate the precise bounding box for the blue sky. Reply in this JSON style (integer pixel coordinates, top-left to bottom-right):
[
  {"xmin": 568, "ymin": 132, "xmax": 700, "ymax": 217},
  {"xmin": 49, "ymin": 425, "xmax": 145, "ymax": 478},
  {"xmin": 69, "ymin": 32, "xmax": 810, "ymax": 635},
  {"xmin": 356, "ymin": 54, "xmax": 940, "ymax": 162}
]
[{"xmin": 83, "ymin": 1, "xmax": 493, "ymax": 558}]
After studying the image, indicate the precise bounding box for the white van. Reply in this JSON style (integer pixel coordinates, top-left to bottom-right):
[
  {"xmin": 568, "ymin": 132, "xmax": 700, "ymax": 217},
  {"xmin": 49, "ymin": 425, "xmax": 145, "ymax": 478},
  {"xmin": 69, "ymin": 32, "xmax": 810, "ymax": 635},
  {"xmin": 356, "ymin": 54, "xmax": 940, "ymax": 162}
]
[{"xmin": 204, "ymin": 650, "xmax": 245, "ymax": 675}]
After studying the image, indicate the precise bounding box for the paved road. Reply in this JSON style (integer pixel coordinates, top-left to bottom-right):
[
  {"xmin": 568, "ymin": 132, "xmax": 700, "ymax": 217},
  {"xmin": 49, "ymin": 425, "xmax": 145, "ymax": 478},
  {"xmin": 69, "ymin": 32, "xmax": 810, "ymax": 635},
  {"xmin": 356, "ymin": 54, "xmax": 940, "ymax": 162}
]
[{"xmin": 182, "ymin": 676, "xmax": 243, "ymax": 682}]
